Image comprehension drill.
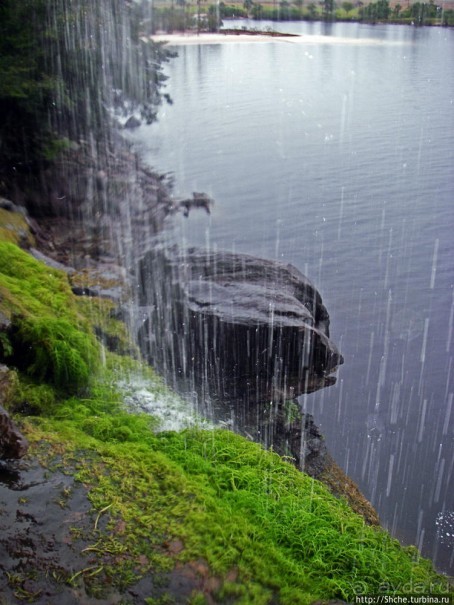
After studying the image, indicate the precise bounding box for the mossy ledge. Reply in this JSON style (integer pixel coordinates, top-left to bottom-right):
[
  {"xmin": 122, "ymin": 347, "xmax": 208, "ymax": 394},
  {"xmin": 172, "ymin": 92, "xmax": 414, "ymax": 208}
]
[{"xmin": 0, "ymin": 229, "xmax": 452, "ymax": 604}]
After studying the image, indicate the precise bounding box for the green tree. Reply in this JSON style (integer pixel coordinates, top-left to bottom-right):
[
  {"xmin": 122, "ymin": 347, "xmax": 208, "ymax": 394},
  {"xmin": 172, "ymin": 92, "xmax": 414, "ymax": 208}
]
[
  {"xmin": 342, "ymin": 1, "xmax": 354, "ymax": 14},
  {"xmin": 307, "ymin": 2, "xmax": 318, "ymax": 18},
  {"xmin": 207, "ymin": 4, "xmax": 222, "ymax": 31},
  {"xmin": 411, "ymin": 1, "xmax": 425, "ymax": 23},
  {"xmin": 322, "ymin": 0, "xmax": 336, "ymax": 18},
  {"xmin": 393, "ymin": 3, "xmax": 402, "ymax": 17},
  {"xmin": 0, "ymin": 0, "xmax": 53, "ymax": 171},
  {"xmin": 0, "ymin": 0, "xmax": 173, "ymax": 183},
  {"xmin": 376, "ymin": 0, "xmax": 390, "ymax": 18},
  {"xmin": 244, "ymin": 0, "xmax": 254, "ymax": 14},
  {"xmin": 361, "ymin": 0, "xmax": 389, "ymax": 21},
  {"xmin": 410, "ymin": 0, "xmax": 439, "ymax": 23},
  {"xmin": 251, "ymin": 2, "xmax": 264, "ymax": 18},
  {"xmin": 294, "ymin": 0, "xmax": 304, "ymax": 15},
  {"xmin": 441, "ymin": 8, "xmax": 454, "ymax": 24}
]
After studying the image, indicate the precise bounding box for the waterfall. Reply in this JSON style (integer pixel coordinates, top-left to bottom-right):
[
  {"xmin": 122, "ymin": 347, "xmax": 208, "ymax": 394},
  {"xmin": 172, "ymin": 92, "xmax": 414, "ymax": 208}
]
[
  {"xmin": 14, "ymin": 1, "xmax": 179, "ymax": 295},
  {"xmin": 1, "ymin": 0, "xmax": 344, "ymax": 457},
  {"xmin": 0, "ymin": 0, "xmax": 194, "ymax": 424}
]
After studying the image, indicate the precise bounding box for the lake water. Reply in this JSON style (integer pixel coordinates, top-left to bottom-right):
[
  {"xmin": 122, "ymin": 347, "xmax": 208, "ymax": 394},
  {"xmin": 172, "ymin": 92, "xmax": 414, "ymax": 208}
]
[{"xmin": 132, "ymin": 21, "xmax": 454, "ymax": 574}]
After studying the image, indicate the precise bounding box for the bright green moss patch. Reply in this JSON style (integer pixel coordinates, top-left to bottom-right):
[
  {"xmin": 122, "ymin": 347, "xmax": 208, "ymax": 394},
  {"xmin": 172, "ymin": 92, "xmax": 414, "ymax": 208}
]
[
  {"xmin": 0, "ymin": 241, "xmax": 100, "ymax": 390},
  {"xmin": 23, "ymin": 392, "xmax": 449, "ymax": 604},
  {"xmin": 156, "ymin": 430, "xmax": 448, "ymax": 600},
  {"xmin": 0, "ymin": 242, "xmax": 72, "ymax": 313},
  {"xmin": 11, "ymin": 377, "xmax": 57, "ymax": 415},
  {"xmin": 12, "ymin": 315, "xmax": 98, "ymax": 388}
]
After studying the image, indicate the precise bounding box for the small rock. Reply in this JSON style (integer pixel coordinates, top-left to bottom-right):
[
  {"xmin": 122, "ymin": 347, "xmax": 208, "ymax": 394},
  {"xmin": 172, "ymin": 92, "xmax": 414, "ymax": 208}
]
[
  {"xmin": 0, "ymin": 312, "xmax": 11, "ymax": 333},
  {"xmin": 124, "ymin": 115, "xmax": 142, "ymax": 129},
  {"xmin": 30, "ymin": 248, "xmax": 75, "ymax": 273},
  {"xmin": 0, "ymin": 197, "xmax": 28, "ymax": 216},
  {"xmin": 178, "ymin": 192, "xmax": 214, "ymax": 217},
  {"xmin": 0, "ymin": 364, "xmax": 15, "ymax": 407},
  {"xmin": 0, "ymin": 403, "xmax": 29, "ymax": 459},
  {"xmin": 71, "ymin": 286, "xmax": 99, "ymax": 297}
]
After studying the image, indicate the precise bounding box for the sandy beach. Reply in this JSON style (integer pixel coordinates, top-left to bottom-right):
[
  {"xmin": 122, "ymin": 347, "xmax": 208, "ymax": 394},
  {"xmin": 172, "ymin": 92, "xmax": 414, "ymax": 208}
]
[{"xmin": 150, "ymin": 31, "xmax": 408, "ymax": 46}]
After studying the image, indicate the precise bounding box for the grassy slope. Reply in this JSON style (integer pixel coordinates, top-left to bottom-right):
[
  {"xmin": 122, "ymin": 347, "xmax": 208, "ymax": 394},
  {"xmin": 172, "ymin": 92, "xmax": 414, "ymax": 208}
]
[{"xmin": 0, "ymin": 236, "xmax": 451, "ymax": 603}]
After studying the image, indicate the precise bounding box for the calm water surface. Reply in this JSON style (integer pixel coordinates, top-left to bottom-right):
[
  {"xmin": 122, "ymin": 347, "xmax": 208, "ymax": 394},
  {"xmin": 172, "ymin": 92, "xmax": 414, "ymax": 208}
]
[{"xmin": 133, "ymin": 22, "xmax": 454, "ymax": 573}]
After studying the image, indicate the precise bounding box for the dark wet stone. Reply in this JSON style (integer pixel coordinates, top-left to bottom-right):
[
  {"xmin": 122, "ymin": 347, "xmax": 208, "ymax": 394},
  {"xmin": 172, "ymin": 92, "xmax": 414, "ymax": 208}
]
[
  {"xmin": 273, "ymin": 409, "xmax": 329, "ymax": 478},
  {"xmin": 0, "ymin": 364, "xmax": 28, "ymax": 460},
  {"xmin": 30, "ymin": 248, "xmax": 75, "ymax": 274},
  {"xmin": 0, "ymin": 404, "xmax": 29, "ymax": 459},
  {"xmin": 0, "ymin": 460, "xmax": 123, "ymax": 604},
  {"xmin": 0, "ymin": 364, "xmax": 28, "ymax": 461},
  {"xmin": 138, "ymin": 247, "xmax": 343, "ymax": 405},
  {"xmin": 124, "ymin": 115, "xmax": 142, "ymax": 129},
  {"xmin": 177, "ymin": 192, "xmax": 214, "ymax": 217},
  {"xmin": 0, "ymin": 312, "xmax": 10, "ymax": 333},
  {"xmin": 71, "ymin": 285, "xmax": 99, "ymax": 297},
  {"xmin": 0, "ymin": 197, "xmax": 24, "ymax": 213},
  {"xmin": 0, "ymin": 460, "xmax": 21, "ymax": 487}
]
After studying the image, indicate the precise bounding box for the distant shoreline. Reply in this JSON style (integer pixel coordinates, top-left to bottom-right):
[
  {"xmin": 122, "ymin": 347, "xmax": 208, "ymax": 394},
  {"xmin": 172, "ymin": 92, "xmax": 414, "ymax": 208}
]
[
  {"xmin": 150, "ymin": 29, "xmax": 410, "ymax": 46},
  {"xmin": 151, "ymin": 31, "xmax": 298, "ymax": 45}
]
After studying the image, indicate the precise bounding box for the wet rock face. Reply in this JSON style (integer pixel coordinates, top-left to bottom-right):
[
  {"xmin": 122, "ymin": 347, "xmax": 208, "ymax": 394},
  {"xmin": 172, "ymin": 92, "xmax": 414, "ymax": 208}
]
[
  {"xmin": 0, "ymin": 405, "xmax": 29, "ymax": 460},
  {"xmin": 138, "ymin": 247, "xmax": 343, "ymax": 406},
  {"xmin": 0, "ymin": 366, "xmax": 28, "ymax": 460}
]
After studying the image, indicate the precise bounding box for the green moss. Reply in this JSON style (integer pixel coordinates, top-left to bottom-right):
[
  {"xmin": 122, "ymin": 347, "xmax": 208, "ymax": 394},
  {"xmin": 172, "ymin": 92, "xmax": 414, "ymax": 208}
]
[
  {"xmin": 12, "ymin": 315, "xmax": 98, "ymax": 388},
  {"xmin": 0, "ymin": 242, "xmax": 72, "ymax": 313},
  {"xmin": 0, "ymin": 208, "xmax": 35, "ymax": 247},
  {"xmin": 0, "ymin": 241, "xmax": 100, "ymax": 390},
  {"xmin": 23, "ymin": 394, "xmax": 449, "ymax": 604},
  {"xmin": 1, "ymin": 236, "xmax": 450, "ymax": 603},
  {"xmin": 75, "ymin": 296, "xmax": 138, "ymax": 357},
  {"xmin": 11, "ymin": 379, "xmax": 57, "ymax": 415}
]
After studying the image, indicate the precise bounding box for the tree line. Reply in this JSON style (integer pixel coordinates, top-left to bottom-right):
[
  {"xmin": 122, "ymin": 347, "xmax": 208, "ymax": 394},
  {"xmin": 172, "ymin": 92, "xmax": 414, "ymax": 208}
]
[
  {"xmin": 151, "ymin": 0, "xmax": 454, "ymax": 32},
  {"xmin": 0, "ymin": 0, "xmax": 174, "ymax": 188}
]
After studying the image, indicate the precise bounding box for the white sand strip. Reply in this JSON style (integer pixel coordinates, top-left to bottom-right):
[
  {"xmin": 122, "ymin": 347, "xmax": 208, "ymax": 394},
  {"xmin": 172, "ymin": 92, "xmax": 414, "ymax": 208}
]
[{"xmin": 150, "ymin": 32, "xmax": 409, "ymax": 46}]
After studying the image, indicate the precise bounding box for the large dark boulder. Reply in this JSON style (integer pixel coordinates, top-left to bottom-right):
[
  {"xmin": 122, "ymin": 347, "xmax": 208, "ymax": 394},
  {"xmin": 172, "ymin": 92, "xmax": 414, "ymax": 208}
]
[{"xmin": 138, "ymin": 247, "xmax": 343, "ymax": 411}]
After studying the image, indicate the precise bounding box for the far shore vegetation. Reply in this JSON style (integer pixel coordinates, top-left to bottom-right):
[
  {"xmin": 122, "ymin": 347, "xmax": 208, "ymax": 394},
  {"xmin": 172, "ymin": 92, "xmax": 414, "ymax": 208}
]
[{"xmin": 150, "ymin": 0, "xmax": 454, "ymax": 32}]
